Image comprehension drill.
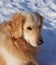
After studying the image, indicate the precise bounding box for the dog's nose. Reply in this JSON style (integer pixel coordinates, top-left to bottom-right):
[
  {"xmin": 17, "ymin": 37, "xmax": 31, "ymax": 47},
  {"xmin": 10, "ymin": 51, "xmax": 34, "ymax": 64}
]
[{"xmin": 37, "ymin": 39, "xmax": 43, "ymax": 45}]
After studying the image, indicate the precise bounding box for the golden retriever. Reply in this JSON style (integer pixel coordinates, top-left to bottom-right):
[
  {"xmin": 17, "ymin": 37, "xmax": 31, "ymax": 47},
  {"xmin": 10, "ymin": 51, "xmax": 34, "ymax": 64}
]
[{"xmin": 0, "ymin": 12, "xmax": 44, "ymax": 65}]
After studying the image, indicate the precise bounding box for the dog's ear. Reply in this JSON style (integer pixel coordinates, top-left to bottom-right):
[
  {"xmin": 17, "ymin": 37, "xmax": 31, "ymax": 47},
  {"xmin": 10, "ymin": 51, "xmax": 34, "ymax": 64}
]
[
  {"xmin": 35, "ymin": 12, "xmax": 44, "ymax": 31},
  {"xmin": 9, "ymin": 13, "xmax": 24, "ymax": 39},
  {"xmin": 38, "ymin": 14, "xmax": 44, "ymax": 31}
]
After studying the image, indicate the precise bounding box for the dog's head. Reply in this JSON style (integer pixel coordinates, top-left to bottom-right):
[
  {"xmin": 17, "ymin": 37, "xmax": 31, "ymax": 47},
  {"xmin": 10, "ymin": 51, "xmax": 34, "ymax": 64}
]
[{"xmin": 10, "ymin": 12, "xmax": 44, "ymax": 47}]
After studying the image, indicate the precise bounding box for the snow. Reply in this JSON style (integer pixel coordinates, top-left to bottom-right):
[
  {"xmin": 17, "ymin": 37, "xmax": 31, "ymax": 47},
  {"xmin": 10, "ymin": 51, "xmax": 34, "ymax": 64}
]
[{"xmin": 0, "ymin": 0, "xmax": 56, "ymax": 65}]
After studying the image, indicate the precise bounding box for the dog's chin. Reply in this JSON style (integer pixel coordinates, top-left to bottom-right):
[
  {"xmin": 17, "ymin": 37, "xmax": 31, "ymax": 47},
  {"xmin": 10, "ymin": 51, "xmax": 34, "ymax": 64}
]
[
  {"xmin": 23, "ymin": 36, "xmax": 38, "ymax": 47},
  {"xmin": 29, "ymin": 41, "xmax": 38, "ymax": 47}
]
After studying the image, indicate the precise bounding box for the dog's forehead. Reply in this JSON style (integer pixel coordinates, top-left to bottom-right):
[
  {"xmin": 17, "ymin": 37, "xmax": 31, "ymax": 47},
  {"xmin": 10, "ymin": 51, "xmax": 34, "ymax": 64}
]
[
  {"xmin": 23, "ymin": 21, "xmax": 34, "ymax": 29},
  {"xmin": 31, "ymin": 12, "xmax": 41, "ymax": 25},
  {"xmin": 24, "ymin": 13, "xmax": 41, "ymax": 27},
  {"xmin": 23, "ymin": 16, "xmax": 36, "ymax": 28}
]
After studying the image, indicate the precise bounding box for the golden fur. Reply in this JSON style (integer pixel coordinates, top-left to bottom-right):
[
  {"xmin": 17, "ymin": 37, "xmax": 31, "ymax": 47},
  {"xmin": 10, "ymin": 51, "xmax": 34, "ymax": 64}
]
[{"xmin": 0, "ymin": 12, "xmax": 43, "ymax": 65}]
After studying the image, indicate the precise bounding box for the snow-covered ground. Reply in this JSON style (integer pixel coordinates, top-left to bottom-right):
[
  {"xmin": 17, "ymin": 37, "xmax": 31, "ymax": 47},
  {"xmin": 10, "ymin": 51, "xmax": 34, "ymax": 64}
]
[{"xmin": 0, "ymin": 0, "xmax": 56, "ymax": 65}]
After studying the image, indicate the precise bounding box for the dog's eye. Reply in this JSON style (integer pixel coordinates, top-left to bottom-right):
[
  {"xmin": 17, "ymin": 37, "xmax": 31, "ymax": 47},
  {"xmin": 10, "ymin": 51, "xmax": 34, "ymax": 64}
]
[{"xmin": 27, "ymin": 27, "xmax": 32, "ymax": 30}]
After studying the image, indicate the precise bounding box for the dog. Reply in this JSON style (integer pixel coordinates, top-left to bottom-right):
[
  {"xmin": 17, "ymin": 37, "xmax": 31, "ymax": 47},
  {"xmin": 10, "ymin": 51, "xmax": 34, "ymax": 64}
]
[{"xmin": 0, "ymin": 12, "xmax": 44, "ymax": 65}]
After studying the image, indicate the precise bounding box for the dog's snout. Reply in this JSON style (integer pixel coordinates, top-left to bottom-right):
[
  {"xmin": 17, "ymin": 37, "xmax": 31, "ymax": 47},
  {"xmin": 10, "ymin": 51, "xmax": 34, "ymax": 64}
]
[{"xmin": 37, "ymin": 39, "xmax": 43, "ymax": 45}]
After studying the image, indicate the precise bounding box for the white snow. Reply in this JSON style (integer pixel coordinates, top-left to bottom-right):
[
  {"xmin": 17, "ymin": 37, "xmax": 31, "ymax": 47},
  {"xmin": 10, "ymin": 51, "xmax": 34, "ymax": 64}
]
[{"xmin": 0, "ymin": 0, "xmax": 56, "ymax": 65}]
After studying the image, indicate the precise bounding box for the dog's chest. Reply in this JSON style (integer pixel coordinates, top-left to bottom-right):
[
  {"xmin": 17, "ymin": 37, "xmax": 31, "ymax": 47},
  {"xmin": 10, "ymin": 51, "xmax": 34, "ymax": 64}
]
[{"xmin": 0, "ymin": 48, "xmax": 26, "ymax": 65}]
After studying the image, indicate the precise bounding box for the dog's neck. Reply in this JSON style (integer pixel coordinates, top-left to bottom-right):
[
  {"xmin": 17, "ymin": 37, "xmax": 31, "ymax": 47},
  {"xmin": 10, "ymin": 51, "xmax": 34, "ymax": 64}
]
[{"xmin": 12, "ymin": 36, "xmax": 38, "ymax": 61}]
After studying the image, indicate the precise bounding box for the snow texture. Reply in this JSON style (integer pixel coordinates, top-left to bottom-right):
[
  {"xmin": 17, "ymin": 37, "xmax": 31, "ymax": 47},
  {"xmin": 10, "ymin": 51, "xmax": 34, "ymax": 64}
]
[{"xmin": 0, "ymin": 0, "xmax": 56, "ymax": 65}]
